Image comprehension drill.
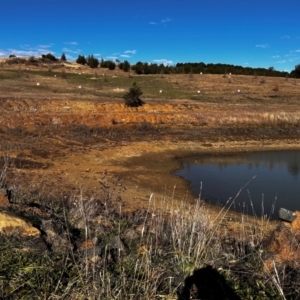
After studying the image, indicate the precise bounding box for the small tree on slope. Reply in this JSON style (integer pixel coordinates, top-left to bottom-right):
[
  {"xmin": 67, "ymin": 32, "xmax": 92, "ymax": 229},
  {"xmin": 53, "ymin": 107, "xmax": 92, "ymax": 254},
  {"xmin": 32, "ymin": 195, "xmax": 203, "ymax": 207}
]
[{"xmin": 123, "ymin": 82, "xmax": 145, "ymax": 107}]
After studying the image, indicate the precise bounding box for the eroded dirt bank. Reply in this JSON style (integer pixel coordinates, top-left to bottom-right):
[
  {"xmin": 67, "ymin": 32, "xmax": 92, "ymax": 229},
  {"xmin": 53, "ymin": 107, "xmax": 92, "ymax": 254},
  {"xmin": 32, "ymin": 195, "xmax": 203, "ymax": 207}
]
[{"xmin": 1, "ymin": 98, "xmax": 300, "ymax": 217}]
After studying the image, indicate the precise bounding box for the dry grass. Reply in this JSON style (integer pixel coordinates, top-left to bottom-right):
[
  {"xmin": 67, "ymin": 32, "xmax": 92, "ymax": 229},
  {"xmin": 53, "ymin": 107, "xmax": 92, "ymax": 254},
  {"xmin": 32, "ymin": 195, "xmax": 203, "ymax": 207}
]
[
  {"xmin": 1, "ymin": 175, "xmax": 298, "ymax": 299},
  {"xmin": 0, "ymin": 63, "xmax": 299, "ymax": 104}
]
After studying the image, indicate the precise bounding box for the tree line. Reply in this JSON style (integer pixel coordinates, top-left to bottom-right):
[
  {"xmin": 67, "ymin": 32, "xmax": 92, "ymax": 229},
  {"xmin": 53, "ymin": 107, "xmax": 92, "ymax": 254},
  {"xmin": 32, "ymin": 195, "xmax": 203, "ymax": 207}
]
[
  {"xmin": 8, "ymin": 51, "xmax": 300, "ymax": 78},
  {"xmin": 74, "ymin": 53, "xmax": 297, "ymax": 78},
  {"xmin": 132, "ymin": 62, "xmax": 290, "ymax": 77}
]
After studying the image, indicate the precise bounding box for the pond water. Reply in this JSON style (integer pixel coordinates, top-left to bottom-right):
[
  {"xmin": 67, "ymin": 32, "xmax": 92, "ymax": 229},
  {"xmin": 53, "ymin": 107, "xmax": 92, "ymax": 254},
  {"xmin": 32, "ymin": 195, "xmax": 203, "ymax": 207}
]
[{"xmin": 174, "ymin": 151, "xmax": 300, "ymax": 218}]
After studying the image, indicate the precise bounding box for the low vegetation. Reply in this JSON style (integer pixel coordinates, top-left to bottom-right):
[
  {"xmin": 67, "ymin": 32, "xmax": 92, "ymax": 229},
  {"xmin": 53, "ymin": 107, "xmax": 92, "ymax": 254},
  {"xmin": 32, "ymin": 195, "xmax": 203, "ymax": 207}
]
[{"xmin": 0, "ymin": 169, "xmax": 300, "ymax": 299}]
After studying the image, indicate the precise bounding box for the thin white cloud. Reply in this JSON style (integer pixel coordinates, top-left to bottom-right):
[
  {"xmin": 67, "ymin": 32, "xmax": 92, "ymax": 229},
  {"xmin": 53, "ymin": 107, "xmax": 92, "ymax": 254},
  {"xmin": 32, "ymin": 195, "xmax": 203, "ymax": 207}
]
[
  {"xmin": 255, "ymin": 44, "xmax": 270, "ymax": 49},
  {"xmin": 124, "ymin": 50, "xmax": 137, "ymax": 54},
  {"xmin": 65, "ymin": 42, "xmax": 78, "ymax": 45},
  {"xmin": 149, "ymin": 22, "xmax": 157, "ymax": 25},
  {"xmin": 106, "ymin": 56, "xmax": 118, "ymax": 61},
  {"xmin": 281, "ymin": 35, "xmax": 290, "ymax": 39},
  {"xmin": 162, "ymin": 18, "xmax": 171, "ymax": 23},
  {"xmin": 94, "ymin": 53, "xmax": 101, "ymax": 57},
  {"xmin": 5, "ymin": 43, "xmax": 56, "ymax": 57},
  {"xmin": 62, "ymin": 47, "xmax": 81, "ymax": 54},
  {"xmin": 0, "ymin": 43, "xmax": 58, "ymax": 58},
  {"xmin": 272, "ymin": 55, "xmax": 280, "ymax": 58},
  {"xmin": 8, "ymin": 49, "xmax": 42, "ymax": 57},
  {"xmin": 37, "ymin": 44, "xmax": 53, "ymax": 49},
  {"xmin": 120, "ymin": 54, "xmax": 130, "ymax": 58},
  {"xmin": 153, "ymin": 59, "xmax": 173, "ymax": 66},
  {"xmin": 38, "ymin": 48, "xmax": 54, "ymax": 54},
  {"xmin": 66, "ymin": 54, "xmax": 76, "ymax": 61},
  {"xmin": 276, "ymin": 60, "xmax": 286, "ymax": 64}
]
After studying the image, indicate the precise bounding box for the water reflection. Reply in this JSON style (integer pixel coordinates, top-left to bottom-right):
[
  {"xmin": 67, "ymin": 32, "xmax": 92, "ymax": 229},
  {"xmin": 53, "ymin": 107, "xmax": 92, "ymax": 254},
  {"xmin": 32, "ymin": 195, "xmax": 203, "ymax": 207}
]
[{"xmin": 174, "ymin": 151, "xmax": 300, "ymax": 218}]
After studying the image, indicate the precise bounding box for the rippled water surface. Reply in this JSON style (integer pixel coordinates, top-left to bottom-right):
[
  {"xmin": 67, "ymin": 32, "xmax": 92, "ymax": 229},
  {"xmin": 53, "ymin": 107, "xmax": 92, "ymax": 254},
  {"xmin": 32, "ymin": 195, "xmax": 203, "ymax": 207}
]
[{"xmin": 174, "ymin": 151, "xmax": 300, "ymax": 218}]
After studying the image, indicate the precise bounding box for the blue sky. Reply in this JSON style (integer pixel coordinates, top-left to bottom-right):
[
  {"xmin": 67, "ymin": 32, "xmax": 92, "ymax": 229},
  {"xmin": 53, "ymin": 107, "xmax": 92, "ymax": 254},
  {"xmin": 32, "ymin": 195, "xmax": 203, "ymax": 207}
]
[{"xmin": 1, "ymin": 0, "xmax": 299, "ymax": 71}]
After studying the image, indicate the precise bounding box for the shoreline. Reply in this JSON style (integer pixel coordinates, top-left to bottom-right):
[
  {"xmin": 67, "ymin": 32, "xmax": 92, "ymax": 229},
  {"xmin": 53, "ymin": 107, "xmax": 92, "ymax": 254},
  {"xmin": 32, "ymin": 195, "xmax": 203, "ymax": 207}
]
[{"xmin": 112, "ymin": 138, "xmax": 300, "ymax": 219}]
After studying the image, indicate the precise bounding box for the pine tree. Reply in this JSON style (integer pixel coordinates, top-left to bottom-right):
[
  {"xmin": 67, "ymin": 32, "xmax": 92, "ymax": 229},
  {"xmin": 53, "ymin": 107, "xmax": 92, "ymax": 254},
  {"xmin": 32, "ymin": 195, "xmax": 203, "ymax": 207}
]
[
  {"xmin": 123, "ymin": 60, "xmax": 130, "ymax": 72},
  {"xmin": 76, "ymin": 55, "xmax": 87, "ymax": 65},
  {"xmin": 61, "ymin": 53, "xmax": 67, "ymax": 61},
  {"xmin": 123, "ymin": 82, "xmax": 145, "ymax": 107},
  {"xmin": 86, "ymin": 55, "xmax": 99, "ymax": 68}
]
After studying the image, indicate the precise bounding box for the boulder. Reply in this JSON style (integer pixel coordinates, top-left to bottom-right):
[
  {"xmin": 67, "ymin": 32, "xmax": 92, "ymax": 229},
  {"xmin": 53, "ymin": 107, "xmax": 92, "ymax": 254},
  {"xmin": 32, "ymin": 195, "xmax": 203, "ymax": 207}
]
[
  {"xmin": 265, "ymin": 210, "xmax": 300, "ymax": 268},
  {"xmin": 0, "ymin": 211, "xmax": 40, "ymax": 237},
  {"xmin": 40, "ymin": 219, "xmax": 74, "ymax": 253},
  {"xmin": 107, "ymin": 236, "xmax": 125, "ymax": 252}
]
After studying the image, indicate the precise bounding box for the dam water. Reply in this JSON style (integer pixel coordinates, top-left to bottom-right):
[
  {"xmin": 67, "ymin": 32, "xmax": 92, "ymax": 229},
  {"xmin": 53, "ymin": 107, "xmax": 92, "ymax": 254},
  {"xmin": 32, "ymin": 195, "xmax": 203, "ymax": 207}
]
[{"xmin": 174, "ymin": 151, "xmax": 300, "ymax": 218}]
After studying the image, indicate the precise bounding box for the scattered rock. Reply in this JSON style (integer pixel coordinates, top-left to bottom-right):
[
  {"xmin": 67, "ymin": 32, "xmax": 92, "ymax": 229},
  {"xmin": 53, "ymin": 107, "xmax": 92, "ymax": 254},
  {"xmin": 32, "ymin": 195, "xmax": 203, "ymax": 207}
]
[
  {"xmin": 15, "ymin": 237, "xmax": 48, "ymax": 253},
  {"xmin": 0, "ymin": 211, "xmax": 40, "ymax": 237},
  {"xmin": 107, "ymin": 236, "xmax": 125, "ymax": 252},
  {"xmin": 124, "ymin": 228, "xmax": 137, "ymax": 240},
  {"xmin": 41, "ymin": 219, "xmax": 74, "ymax": 253},
  {"xmin": 265, "ymin": 210, "xmax": 300, "ymax": 268},
  {"xmin": 278, "ymin": 207, "xmax": 297, "ymax": 223},
  {"xmin": 50, "ymin": 232, "xmax": 74, "ymax": 253}
]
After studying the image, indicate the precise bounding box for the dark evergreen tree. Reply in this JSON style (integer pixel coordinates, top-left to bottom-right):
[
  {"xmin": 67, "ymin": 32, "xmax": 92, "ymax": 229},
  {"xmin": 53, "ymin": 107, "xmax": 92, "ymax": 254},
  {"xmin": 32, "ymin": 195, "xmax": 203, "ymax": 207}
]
[
  {"xmin": 100, "ymin": 58, "xmax": 105, "ymax": 67},
  {"xmin": 123, "ymin": 60, "xmax": 130, "ymax": 72},
  {"xmin": 86, "ymin": 55, "xmax": 99, "ymax": 68},
  {"xmin": 291, "ymin": 64, "xmax": 300, "ymax": 78},
  {"xmin": 123, "ymin": 82, "xmax": 145, "ymax": 107},
  {"xmin": 61, "ymin": 53, "xmax": 67, "ymax": 61},
  {"xmin": 76, "ymin": 55, "xmax": 87, "ymax": 65},
  {"xmin": 108, "ymin": 61, "xmax": 116, "ymax": 70},
  {"xmin": 42, "ymin": 53, "xmax": 57, "ymax": 61},
  {"xmin": 133, "ymin": 62, "xmax": 144, "ymax": 74}
]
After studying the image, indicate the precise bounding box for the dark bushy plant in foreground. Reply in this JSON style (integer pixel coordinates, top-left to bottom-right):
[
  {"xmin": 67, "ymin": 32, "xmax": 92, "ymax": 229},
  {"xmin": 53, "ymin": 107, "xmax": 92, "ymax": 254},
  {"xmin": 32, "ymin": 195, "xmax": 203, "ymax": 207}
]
[{"xmin": 123, "ymin": 82, "xmax": 145, "ymax": 107}]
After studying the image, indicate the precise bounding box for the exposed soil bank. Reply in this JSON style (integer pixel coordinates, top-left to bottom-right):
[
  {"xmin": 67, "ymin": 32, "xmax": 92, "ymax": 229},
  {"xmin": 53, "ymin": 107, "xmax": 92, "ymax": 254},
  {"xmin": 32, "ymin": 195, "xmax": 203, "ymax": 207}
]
[{"xmin": 1, "ymin": 99, "xmax": 300, "ymax": 227}]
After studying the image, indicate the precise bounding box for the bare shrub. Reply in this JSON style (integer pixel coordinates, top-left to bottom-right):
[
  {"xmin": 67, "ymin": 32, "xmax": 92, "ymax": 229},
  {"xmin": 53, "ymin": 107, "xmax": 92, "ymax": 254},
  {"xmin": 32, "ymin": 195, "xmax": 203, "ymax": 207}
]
[
  {"xmin": 260, "ymin": 78, "xmax": 266, "ymax": 84},
  {"xmin": 273, "ymin": 82, "xmax": 279, "ymax": 91}
]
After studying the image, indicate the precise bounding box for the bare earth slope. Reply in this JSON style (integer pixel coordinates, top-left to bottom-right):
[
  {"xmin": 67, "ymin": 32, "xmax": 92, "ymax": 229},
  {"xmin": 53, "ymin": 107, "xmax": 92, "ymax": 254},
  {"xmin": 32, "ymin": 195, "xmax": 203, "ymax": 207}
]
[{"xmin": 0, "ymin": 63, "xmax": 300, "ymax": 214}]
